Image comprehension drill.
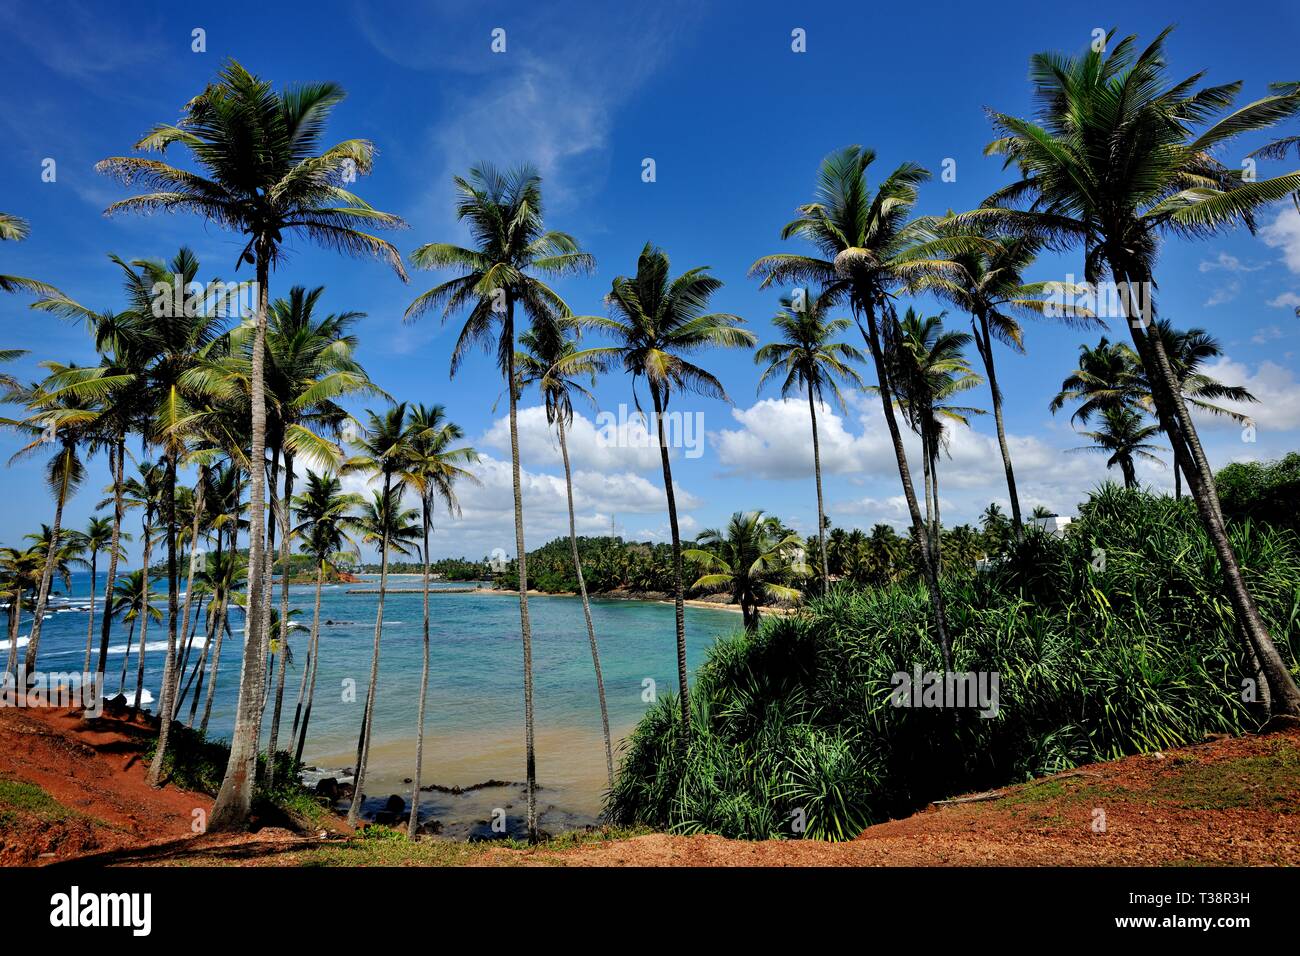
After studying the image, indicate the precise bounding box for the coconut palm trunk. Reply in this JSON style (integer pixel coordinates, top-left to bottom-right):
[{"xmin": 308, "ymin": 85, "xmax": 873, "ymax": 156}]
[
  {"xmin": 557, "ymin": 414, "xmax": 614, "ymax": 789},
  {"xmin": 22, "ymin": 447, "xmax": 72, "ymax": 686},
  {"xmin": 266, "ymin": 452, "xmax": 295, "ymax": 788},
  {"xmin": 650, "ymin": 381, "xmax": 692, "ymax": 742},
  {"xmin": 172, "ymin": 468, "xmax": 207, "ymax": 697},
  {"xmin": 96, "ymin": 437, "xmax": 126, "ymax": 678},
  {"xmin": 201, "ymin": 491, "xmax": 240, "ymax": 736},
  {"xmin": 210, "ymin": 244, "xmax": 272, "ymax": 829},
  {"xmin": 82, "ymin": 542, "xmax": 100, "ymax": 675},
  {"xmin": 147, "ymin": 451, "xmax": 182, "ymax": 785},
  {"xmin": 179, "ymin": 601, "xmax": 216, "ymax": 724},
  {"xmin": 6, "ymin": 584, "xmax": 24, "ymax": 677},
  {"xmin": 857, "ymin": 304, "xmax": 954, "ymax": 673},
  {"xmin": 1114, "ymin": 260, "xmax": 1300, "ymax": 715},
  {"xmin": 132, "ymin": 515, "xmax": 153, "ymax": 719},
  {"xmin": 348, "ymin": 473, "xmax": 393, "ymax": 829},
  {"xmin": 261, "ymin": 444, "xmax": 281, "ymax": 715},
  {"xmin": 408, "ymin": 507, "xmax": 433, "ymax": 838},
  {"xmin": 973, "ymin": 314, "xmax": 1023, "ymax": 532},
  {"xmin": 807, "ymin": 388, "xmax": 830, "ymax": 590},
  {"xmin": 294, "ymin": 560, "xmax": 324, "ymax": 766},
  {"xmin": 118, "ymin": 617, "xmax": 136, "ymax": 693},
  {"xmin": 504, "ymin": 301, "xmax": 540, "ymax": 841}
]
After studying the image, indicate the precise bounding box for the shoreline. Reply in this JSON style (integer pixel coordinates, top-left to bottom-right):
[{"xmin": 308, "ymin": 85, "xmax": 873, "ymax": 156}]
[{"xmin": 339, "ymin": 583, "xmax": 759, "ymax": 614}]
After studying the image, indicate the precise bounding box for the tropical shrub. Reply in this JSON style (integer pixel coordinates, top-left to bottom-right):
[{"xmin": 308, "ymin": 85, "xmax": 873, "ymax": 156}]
[
  {"xmin": 1217, "ymin": 452, "xmax": 1300, "ymax": 531},
  {"xmin": 607, "ymin": 486, "xmax": 1300, "ymax": 840}
]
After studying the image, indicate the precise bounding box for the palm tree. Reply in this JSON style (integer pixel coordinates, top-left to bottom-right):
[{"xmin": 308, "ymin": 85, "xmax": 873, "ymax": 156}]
[
  {"xmin": 1, "ymin": 544, "xmax": 42, "ymax": 677},
  {"xmin": 106, "ymin": 249, "xmax": 239, "ymax": 786},
  {"xmin": 751, "ymin": 146, "xmax": 979, "ymax": 673},
  {"xmin": 979, "ymin": 502, "xmax": 1012, "ymax": 555},
  {"xmin": 0, "ymin": 212, "xmax": 57, "ymax": 297},
  {"xmin": 290, "ymin": 471, "xmax": 362, "ymax": 765},
  {"xmin": 79, "ymin": 516, "xmax": 119, "ymax": 674},
  {"xmin": 1072, "ymin": 406, "xmax": 1165, "ymax": 489},
  {"xmin": 574, "ymin": 242, "xmax": 754, "ymax": 743},
  {"xmin": 517, "ymin": 321, "xmax": 615, "ymax": 791},
  {"xmin": 886, "ymin": 309, "xmax": 984, "ymax": 570},
  {"xmin": 685, "ymin": 511, "xmax": 805, "ymax": 629},
  {"xmin": 98, "ymin": 59, "xmax": 408, "ymax": 828},
  {"xmin": 1249, "ymin": 80, "xmax": 1300, "ymax": 209},
  {"xmin": 341, "ymin": 406, "xmax": 419, "ymax": 827},
  {"xmin": 1050, "ymin": 338, "xmax": 1145, "ymax": 426},
  {"xmin": 259, "ymin": 285, "xmax": 375, "ymax": 789},
  {"xmin": 33, "ymin": 280, "xmax": 150, "ymax": 684},
  {"xmin": 4, "ymin": 368, "xmax": 99, "ymax": 685},
  {"xmin": 395, "ymin": 405, "xmax": 478, "ymax": 836},
  {"xmin": 192, "ymin": 550, "xmax": 245, "ymax": 732},
  {"xmin": 111, "ymin": 569, "xmax": 162, "ymax": 698},
  {"xmin": 120, "ymin": 463, "xmax": 166, "ymax": 714},
  {"xmin": 980, "ymin": 27, "xmax": 1300, "ymax": 716},
  {"xmin": 405, "ymin": 163, "xmax": 593, "ymax": 840},
  {"xmin": 1053, "ymin": 327, "xmax": 1256, "ymax": 499},
  {"xmin": 915, "ymin": 231, "xmax": 1097, "ymax": 532},
  {"xmin": 1144, "ymin": 320, "xmax": 1258, "ymax": 499},
  {"xmin": 754, "ymin": 288, "xmax": 865, "ymax": 589}
]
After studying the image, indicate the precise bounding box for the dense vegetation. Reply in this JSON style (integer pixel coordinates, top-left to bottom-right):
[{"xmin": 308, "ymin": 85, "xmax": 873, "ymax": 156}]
[
  {"xmin": 608, "ymin": 486, "xmax": 1300, "ymax": 840},
  {"xmin": 1217, "ymin": 452, "xmax": 1300, "ymax": 532},
  {"xmin": 497, "ymin": 536, "xmax": 683, "ymax": 594},
  {"xmin": 359, "ymin": 556, "xmax": 492, "ymax": 580}
]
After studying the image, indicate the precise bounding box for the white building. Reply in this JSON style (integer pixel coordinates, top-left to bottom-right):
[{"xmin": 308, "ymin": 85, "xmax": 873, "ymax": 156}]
[{"xmin": 1030, "ymin": 514, "xmax": 1074, "ymax": 537}]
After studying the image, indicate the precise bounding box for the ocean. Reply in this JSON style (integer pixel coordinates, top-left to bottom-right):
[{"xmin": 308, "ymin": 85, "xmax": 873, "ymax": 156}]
[{"xmin": 6, "ymin": 570, "xmax": 740, "ymax": 838}]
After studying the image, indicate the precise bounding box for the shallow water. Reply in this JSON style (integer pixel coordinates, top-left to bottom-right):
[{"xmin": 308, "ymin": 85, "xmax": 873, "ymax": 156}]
[{"xmin": 13, "ymin": 571, "xmax": 740, "ymax": 836}]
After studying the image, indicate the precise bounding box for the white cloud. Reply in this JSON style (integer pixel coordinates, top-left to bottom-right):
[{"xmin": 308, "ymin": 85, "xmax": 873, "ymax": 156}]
[
  {"xmin": 1204, "ymin": 280, "xmax": 1240, "ymax": 307},
  {"xmin": 1251, "ymin": 325, "xmax": 1287, "ymax": 345},
  {"xmin": 711, "ymin": 398, "xmax": 896, "ymax": 481},
  {"xmin": 1199, "ymin": 252, "xmax": 1263, "ymax": 273},
  {"xmin": 1195, "ymin": 357, "xmax": 1300, "ymax": 431},
  {"xmin": 480, "ymin": 405, "xmax": 665, "ymax": 472},
  {"xmin": 711, "ymin": 397, "xmax": 1128, "ymax": 524},
  {"xmin": 1261, "ymin": 207, "xmax": 1300, "ymax": 273},
  {"xmin": 339, "ymin": 439, "xmax": 698, "ymax": 561},
  {"xmin": 1267, "ymin": 292, "xmax": 1300, "ymax": 309}
]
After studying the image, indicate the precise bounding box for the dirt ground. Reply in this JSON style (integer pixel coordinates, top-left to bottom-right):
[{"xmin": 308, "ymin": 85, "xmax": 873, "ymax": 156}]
[{"xmin": 2, "ymin": 705, "xmax": 1296, "ymax": 867}]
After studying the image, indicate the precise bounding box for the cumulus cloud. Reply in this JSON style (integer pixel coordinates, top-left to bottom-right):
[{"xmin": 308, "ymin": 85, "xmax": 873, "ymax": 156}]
[
  {"xmin": 1204, "ymin": 281, "xmax": 1240, "ymax": 307},
  {"xmin": 1195, "ymin": 357, "xmax": 1300, "ymax": 431},
  {"xmin": 1261, "ymin": 207, "xmax": 1300, "ymax": 273},
  {"xmin": 711, "ymin": 397, "xmax": 1129, "ymax": 525},
  {"xmin": 480, "ymin": 405, "xmax": 667, "ymax": 472},
  {"xmin": 1199, "ymin": 252, "xmax": 1263, "ymax": 273},
  {"xmin": 339, "ymin": 449, "xmax": 698, "ymax": 560}
]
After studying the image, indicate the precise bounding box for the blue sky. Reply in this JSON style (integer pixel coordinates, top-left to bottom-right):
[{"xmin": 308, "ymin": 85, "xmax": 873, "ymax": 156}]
[{"xmin": 3, "ymin": 0, "xmax": 1300, "ymax": 562}]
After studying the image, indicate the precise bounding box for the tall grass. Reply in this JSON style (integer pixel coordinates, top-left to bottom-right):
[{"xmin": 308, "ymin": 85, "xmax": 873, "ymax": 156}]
[{"xmin": 607, "ymin": 486, "xmax": 1300, "ymax": 840}]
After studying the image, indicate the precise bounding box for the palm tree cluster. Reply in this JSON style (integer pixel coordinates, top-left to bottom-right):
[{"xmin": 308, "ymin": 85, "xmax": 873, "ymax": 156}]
[{"xmin": 4, "ymin": 27, "xmax": 1300, "ymax": 849}]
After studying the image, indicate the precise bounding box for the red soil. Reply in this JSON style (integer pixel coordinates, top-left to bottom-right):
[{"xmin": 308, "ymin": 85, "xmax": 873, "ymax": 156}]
[{"xmin": 1, "ymin": 704, "xmax": 1296, "ymax": 866}]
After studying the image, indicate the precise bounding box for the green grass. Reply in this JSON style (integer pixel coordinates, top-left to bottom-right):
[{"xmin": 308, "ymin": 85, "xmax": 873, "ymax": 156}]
[
  {"xmin": 0, "ymin": 776, "xmax": 108, "ymax": 833},
  {"xmin": 276, "ymin": 825, "xmax": 650, "ymax": 867},
  {"xmin": 0, "ymin": 778, "xmax": 72, "ymax": 831},
  {"xmin": 1144, "ymin": 745, "xmax": 1300, "ymax": 812}
]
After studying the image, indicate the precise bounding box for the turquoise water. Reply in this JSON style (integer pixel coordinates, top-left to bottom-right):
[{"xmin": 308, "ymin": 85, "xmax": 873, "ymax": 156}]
[{"xmin": 9, "ymin": 571, "xmax": 740, "ymax": 836}]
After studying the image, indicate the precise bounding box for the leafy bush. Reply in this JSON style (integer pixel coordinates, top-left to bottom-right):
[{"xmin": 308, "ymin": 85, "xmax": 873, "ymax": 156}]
[
  {"xmin": 1216, "ymin": 452, "xmax": 1300, "ymax": 531},
  {"xmin": 607, "ymin": 486, "xmax": 1300, "ymax": 841}
]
